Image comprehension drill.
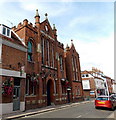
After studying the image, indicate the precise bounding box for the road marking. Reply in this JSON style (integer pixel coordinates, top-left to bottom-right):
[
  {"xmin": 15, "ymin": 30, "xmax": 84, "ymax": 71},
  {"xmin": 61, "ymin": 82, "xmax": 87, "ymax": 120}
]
[{"xmin": 76, "ymin": 115, "xmax": 82, "ymax": 118}]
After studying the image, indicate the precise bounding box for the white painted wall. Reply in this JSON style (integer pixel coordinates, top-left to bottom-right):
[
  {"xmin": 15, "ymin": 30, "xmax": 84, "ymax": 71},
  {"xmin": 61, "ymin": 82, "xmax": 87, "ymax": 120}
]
[
  {"xmin": 0, "ymin": 68, "xmax": 26, "ymax": 78},
  {"xmin": 94, "ymin": 78, "xmax": 105, "ymax": 89},
  {"xmin": 112, "ymin": 84, "xmax": 116, "ymax": 93},
  {"xmin": 82, "ymin": 80, "xmax": 90, "ymax": 90},
  {"xmin": 0, "ymin": 102, "xmax": 25, "ymax": 115}
]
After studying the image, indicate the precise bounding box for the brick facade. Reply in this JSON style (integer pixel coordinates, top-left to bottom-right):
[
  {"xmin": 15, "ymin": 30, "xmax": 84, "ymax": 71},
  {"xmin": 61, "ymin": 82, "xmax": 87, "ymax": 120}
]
[
  {"xmin": 12, "ymin": 11, "xmax": 76, "ymax": 110},
  {"xmin": 0, "ymin": 24, "xmax": 27, "ymax": 114},
  {"xmin": 65, "ymin": 43, "xmax": 84, "ymax": 102},
  {"xmin": 1, "ymin": 10, "xmax": 84, "ymax": 114}
]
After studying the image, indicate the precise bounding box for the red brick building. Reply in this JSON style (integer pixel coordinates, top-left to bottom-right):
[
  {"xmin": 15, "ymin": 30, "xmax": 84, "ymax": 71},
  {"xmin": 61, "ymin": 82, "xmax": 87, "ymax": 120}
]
[
  {"xmin": 12, "ymin": 10, "xmax": 71, "ymax": 110},
  {"xmin": 1, "ymin": 9, "xmax": 84, "ymax": 114},
  {"xmin": 0, "ymin": 24, "xmax": 27, "ymax": 115},
  {"xmin": 65, "ymin": 42, "xmax": 84, "ymax": 102}
]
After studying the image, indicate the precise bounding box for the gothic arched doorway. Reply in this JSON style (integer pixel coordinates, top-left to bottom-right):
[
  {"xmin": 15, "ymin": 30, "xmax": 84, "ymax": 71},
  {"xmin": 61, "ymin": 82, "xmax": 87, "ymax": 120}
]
[{"xmin": 47, "ymin": 79, "xmax": 54, "ymax": 106}]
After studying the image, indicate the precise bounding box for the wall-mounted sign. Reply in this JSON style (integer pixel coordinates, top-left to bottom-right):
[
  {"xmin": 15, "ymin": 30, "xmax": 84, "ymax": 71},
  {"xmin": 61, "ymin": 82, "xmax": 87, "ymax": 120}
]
[{"xmin": 90, "ymin": 91, "xmax": 95, "ymax": 95}]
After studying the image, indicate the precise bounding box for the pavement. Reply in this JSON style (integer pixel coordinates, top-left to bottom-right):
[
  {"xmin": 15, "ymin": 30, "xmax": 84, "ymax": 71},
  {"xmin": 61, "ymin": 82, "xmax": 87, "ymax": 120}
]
[{"xmin": 1, "ymin": 99, "xmax": 115, "ymax": 120}]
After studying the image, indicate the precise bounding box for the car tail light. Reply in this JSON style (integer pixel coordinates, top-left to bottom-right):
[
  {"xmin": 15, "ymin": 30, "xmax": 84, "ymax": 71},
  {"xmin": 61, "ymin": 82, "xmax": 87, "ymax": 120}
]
[{"xmin": 107, "ymin": 100, "xmax": 111, "ymax": 104}]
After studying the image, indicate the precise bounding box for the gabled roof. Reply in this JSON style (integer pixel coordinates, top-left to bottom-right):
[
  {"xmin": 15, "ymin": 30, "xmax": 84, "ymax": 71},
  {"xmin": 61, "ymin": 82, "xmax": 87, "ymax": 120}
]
[
  {"xmin": 40, "ymin": 19, "xmax": 53, "ymax": 31},
  {"xmin": 65, "ymin": 41, "xmax": 79, "ymax": 55},
  {"xmin": 81, "ymin": 70, "xmax": 93, "ymax": 76}
]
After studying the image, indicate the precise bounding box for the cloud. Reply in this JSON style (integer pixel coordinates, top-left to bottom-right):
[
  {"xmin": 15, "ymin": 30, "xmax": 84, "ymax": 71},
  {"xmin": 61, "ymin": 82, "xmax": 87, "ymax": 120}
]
[
  {"xmin": 73, "ymin": 33, "xmax": 114, "ymax": 78},
  {"xmin": 0, "ymin": 0, "xmax": 115, "ymax": 2},
  {"xmin": 69, "ymin": 16, "xmax": 93, "ymax": 28},
  {"xmin": 19, "ymin": 1, "xmax": 69, "ymax": 18}
]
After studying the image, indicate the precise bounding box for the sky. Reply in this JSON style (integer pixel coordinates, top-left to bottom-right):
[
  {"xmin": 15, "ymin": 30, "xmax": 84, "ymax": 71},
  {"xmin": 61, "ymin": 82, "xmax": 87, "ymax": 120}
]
[{"xmin": 0, "ymin": 0, "xmax": 114, "ymax": 79}]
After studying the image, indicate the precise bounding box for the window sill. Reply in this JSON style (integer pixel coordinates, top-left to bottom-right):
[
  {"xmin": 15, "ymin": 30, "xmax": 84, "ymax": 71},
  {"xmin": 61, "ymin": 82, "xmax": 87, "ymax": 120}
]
[
  {"xmin": 42, "ymin": 94, "xmax": 47, "ymax": 96},
  {"xmin": 27, "ymin": 60, "xmax": 35, "ymax": 64},
  {"xmin": 25, "ymin": 94, "xmax": 37, "ymax": 97}
]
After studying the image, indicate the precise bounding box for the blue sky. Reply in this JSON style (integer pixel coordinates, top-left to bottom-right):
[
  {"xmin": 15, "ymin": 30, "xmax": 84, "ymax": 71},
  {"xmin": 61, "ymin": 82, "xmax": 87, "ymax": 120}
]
[{"xmin": 0, "ymin": 0, "xmax": 114, "ymax": 78}]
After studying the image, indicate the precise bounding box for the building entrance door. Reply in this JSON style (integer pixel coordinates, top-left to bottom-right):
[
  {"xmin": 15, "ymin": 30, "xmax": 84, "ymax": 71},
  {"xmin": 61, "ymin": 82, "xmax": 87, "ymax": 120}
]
[
  {"xmin": 13, "ymin": 78, "xmax": 20, "ymax": 111},
  {"xmin": 47, "ymin": 80, "xmax": 54, "ymax": 106},
  {"xmin": 13, "ymin": 86, "xmax": 20, "ymax": 111}
]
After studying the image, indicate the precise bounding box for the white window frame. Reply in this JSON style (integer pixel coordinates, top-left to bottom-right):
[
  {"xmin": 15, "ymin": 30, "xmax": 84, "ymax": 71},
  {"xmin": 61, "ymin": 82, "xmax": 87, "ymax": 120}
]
[{"xmin": 1, "ymin": 26, "xmax": 11, "ymax": 38}]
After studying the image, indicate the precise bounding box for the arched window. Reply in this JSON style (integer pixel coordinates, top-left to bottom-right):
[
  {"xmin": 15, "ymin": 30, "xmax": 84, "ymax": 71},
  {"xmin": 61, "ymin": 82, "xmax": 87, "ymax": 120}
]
[
  {"xmin": 59, "ymin": 55, "xmax": 63, "ymax": 70},
  {"xmin": 28, "ymin": 41, "xmax": 33, "ymax": 61},
  {"xmin": 41, "ymin": 37, "xmax": 44, "ymax": 64}
]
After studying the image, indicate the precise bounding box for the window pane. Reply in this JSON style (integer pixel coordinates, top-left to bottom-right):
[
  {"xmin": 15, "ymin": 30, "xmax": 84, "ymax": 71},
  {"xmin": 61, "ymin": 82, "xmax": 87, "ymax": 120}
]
[
  {"xmin": 28, "ymin": 41, "xmax": 32, "ymax": 53},
  {"xmin": 28, "ymin": 54, "xmax": 32, "ymax": 61},
  {"xmin": 28, "ymin": 41, "xmax": 33, "ymax": 61},
  {"xmin": 7, "ymin": 29, "xmax": 10, "ymax": 36},
  {"xmin": 2, "ymin": 27, "xmax": 6, "ymax": 35},
  {"xmin": 96, "ymin": 97, "xmax": 108, "ymax": 100}
]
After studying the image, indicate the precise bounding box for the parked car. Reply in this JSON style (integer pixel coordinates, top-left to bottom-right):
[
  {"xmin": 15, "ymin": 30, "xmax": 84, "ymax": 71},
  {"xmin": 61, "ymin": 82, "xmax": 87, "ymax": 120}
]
[
  {"xmin": 110, "ymin": 93, "xmax": 116, "ymax": 99},
  {"xmin": 95, "ymin": 95, "xmax": 116, "ymax": 110}
]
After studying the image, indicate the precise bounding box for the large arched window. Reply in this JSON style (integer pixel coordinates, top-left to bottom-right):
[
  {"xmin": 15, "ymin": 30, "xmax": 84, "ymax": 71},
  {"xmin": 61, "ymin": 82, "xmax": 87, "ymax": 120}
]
[
  {"xmin": 28, "ymin": 41, "xmax": 33, "ymax": 61},
  {"xmin": 41, "ymin": 37, "xmax": 44, "ymax": 64}
]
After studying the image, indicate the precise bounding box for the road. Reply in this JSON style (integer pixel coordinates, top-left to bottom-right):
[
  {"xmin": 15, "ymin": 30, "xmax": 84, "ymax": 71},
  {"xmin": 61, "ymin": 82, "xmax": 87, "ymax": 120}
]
[{"xmin": 16, "ymin": 101, "xmax": 115, "ymax": 119}]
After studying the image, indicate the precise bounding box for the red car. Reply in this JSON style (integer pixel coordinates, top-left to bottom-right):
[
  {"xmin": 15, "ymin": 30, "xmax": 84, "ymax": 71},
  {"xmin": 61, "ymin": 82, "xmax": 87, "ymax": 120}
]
[{"xmin": 95, "ymin": 95, "xmax": 116, "ymax": 110}]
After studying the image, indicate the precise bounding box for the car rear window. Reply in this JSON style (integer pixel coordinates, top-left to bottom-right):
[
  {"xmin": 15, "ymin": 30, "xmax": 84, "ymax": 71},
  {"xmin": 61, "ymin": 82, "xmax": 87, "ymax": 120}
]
[{"xmin": 96, "ymin": 97, "xmax": 108, "ymax": 100}]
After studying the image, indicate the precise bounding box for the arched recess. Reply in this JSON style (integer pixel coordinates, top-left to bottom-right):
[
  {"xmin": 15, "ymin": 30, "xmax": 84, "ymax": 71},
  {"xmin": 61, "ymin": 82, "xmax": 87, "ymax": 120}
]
[
  {"xmin": 46, "ymin": 78, "xmax": 54, "ymax": 106},
  {"xmin": 27, "ymin": 38, "xmax": 35, "ymax": 62}
]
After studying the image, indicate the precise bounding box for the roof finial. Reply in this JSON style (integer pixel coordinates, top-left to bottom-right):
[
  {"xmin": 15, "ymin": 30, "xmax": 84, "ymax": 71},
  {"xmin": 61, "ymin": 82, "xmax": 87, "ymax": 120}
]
[
  {"xmin": 66, "ymin": 44, "xmax": 69, "ymax": 48},
  {"xmin": 71, "ymin": 39, "xmax": 73, "ymax": 44},
  {"xmin": 53, "ymin": 24, "xmax": 56, "ymax": 29},
  {"xmin": 45, "ymin": 13, "xmax": 48, "ymax": 19},
  {"xmin": 36, "ymin": 9, "xmax": 39, "ymax": 17}
]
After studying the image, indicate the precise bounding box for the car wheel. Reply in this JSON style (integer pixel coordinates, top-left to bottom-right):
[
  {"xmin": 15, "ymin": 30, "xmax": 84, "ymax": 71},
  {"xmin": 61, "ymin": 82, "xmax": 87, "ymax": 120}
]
[
  {"xmin": 111, "ymin": 105, "xmax": 115, "ymax": 111},
  {"xmin": 95, "ymin": 106, "xmax": 98, "ymax": 109}
]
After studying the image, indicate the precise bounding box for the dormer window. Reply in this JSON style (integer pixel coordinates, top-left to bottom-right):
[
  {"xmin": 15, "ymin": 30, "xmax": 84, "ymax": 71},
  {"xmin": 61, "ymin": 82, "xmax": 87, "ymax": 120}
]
[
  {"xmin": 2, "ymin": 27, "xmax": 6, "ymax": 35},
  {"xmin": 7, "ymin": 28, "xmax": 10, "ymax": 36},
  {"xmin": 0, "ymin": 24, "xmax": 11, "ymax": 38}
]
